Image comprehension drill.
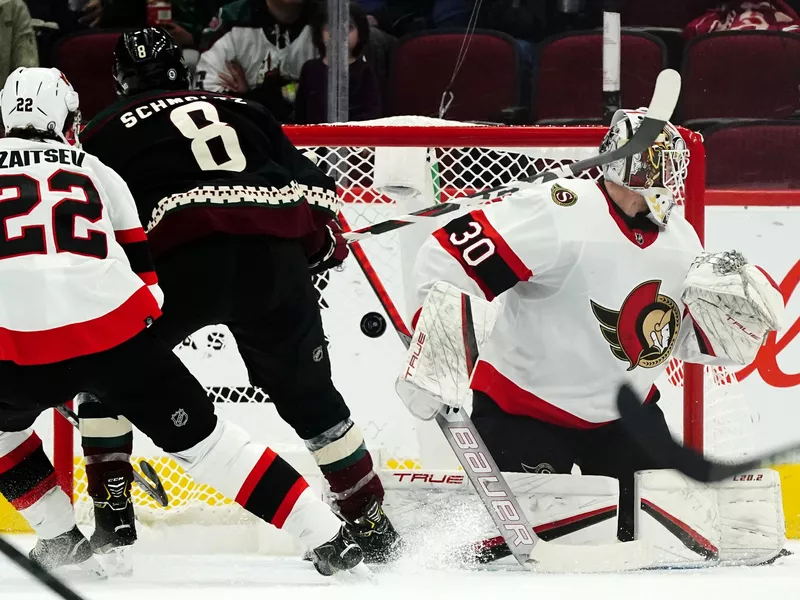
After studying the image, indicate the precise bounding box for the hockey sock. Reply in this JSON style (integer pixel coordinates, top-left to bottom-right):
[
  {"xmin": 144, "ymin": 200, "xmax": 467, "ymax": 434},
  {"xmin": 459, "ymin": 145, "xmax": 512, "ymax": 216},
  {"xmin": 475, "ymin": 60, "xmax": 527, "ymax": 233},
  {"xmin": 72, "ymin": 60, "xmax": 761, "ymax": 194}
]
[
  {"xmin": 305, "ymin": 419, "xmax": 384, "ymax": 520},
  {"xmin": 78, "ymin": 398, "xmax": 134, "ymax": 504},
  {"xmin": 0, "ymin": 430, "xmax": 75, "ymax": 539},
  {"xmin": 171, "ymin": 419, "xmax": 341, "ymax": 550}
]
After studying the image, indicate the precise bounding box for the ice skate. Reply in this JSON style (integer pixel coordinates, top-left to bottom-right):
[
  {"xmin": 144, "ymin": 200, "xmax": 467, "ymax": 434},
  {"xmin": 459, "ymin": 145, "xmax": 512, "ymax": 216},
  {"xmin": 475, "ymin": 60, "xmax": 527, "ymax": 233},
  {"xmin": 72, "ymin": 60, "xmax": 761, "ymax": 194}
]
[
  {"xmin": 311, "ymin": 524, "xmax": 364, "ymax": 576},
  {"xmin": 347, "ymin": 496, "xmax": 402, "ymax": 563},
  {"xmin": 29, "ymin": 526, "xmax": 106, "ymax": 578},
  {"xmin": 90, "ymin": 471, "xmax": 137, "ymax": 576}
]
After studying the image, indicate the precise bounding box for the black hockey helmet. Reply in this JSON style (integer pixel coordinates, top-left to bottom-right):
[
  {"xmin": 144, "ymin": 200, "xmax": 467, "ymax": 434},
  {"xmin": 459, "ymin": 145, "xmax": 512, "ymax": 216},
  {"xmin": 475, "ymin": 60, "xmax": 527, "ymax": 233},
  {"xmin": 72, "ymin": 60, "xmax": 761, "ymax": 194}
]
[{"xmin": 113, "ymin": 27, "xmax": 190, "ymax": 96}]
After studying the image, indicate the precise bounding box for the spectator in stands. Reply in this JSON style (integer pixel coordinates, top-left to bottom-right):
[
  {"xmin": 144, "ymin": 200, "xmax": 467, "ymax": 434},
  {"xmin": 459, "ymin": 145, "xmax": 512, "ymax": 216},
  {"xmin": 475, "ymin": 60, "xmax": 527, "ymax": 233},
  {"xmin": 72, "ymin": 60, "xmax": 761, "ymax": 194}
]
[
  {"xmin": 0, "ymin": 0, "xmax": 39, "ymax": 87},
  {"xmin": 195, "ymin": 0, "xmax": 319, "ymax": 122},
  {"xmin": 296, "ymin": 2, "xmax": 381, "ymax": 123}
]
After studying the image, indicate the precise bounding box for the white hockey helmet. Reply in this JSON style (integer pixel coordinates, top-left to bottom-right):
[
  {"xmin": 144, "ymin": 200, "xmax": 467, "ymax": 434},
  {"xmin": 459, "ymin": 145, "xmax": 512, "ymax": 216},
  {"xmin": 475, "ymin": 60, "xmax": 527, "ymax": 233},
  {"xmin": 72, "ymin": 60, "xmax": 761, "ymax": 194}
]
[
  {"xmin": 599, "ymin": 108, "xmax": 689, "ymax": 227},
  {"xmin": 0, "ymin": 67, "xmax": 80, "ymax": 144}
]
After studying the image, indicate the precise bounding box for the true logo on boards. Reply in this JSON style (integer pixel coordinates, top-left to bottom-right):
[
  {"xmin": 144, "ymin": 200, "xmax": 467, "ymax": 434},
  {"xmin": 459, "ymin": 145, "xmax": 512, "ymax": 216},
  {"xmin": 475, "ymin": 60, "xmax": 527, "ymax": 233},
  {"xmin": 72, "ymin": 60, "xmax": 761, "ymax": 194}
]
[{"xmin": 448, "ymin": 425, "xmax": 535, "ymax": 548}]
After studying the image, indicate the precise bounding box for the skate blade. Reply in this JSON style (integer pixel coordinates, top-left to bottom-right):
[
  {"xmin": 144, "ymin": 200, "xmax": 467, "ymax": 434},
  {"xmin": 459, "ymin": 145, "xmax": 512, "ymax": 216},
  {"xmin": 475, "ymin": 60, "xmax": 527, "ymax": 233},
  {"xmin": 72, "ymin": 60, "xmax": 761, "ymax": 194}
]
[
  {"xmin": 55, "ymin": 555, "xmax": 108, "ymax": 581},
  {"xmin": 96, "ymin": 546, "xmax": 134, "ymax": 578},
  {"xmin": 333, "ymin": 562, "xmax": 375, "ymax": 583}
]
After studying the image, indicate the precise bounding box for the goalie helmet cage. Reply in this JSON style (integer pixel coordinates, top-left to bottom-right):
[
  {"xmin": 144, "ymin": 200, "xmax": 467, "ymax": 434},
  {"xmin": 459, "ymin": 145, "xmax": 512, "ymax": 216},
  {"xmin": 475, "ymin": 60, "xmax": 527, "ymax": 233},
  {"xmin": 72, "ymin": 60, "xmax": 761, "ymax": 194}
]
[{"xmin": 50, "ymin": 118, "xmax": 751, "ymax": 531}]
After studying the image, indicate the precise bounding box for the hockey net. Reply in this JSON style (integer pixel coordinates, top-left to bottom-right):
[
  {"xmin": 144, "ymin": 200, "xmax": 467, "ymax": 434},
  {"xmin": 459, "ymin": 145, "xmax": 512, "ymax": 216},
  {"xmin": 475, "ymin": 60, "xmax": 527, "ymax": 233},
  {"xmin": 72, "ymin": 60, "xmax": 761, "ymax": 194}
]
[{"xmin": 49, "ymin": 117, "xmax": 753, "ymax": 537}]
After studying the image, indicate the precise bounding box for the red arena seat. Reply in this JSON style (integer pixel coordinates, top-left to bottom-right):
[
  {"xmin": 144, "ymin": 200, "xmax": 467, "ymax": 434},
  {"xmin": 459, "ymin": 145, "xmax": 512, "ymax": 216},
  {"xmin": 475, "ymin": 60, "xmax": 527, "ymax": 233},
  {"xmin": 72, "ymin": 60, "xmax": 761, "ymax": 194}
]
[
  {"xmin": 681, "ymin": 31, "xmax": 800, "ymax": 121},
  {"xmin": 389, "ymin": 30, "xmax": 521, "ymax": 122},
  {"xmin": 533, "ymin": 31, "xmax": 666, "ymax": 123},
  {"xmin": 702, "ymin": 120, "xmax": 800, "ymax": 188}
]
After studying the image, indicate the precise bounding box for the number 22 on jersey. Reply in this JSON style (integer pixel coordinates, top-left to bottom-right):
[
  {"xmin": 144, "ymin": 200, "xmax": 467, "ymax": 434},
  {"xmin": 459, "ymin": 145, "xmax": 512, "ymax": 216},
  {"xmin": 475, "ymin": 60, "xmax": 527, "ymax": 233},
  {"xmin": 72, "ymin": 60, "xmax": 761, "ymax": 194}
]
[{"xmin": 0, "ymin": 171, "xmax": 107, "ymax": 260}]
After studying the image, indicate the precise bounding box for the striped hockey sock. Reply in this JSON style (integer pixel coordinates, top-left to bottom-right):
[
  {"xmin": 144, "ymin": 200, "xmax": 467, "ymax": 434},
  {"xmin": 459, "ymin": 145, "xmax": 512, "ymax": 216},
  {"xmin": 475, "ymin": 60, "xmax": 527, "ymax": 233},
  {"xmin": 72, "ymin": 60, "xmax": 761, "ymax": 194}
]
[
  {"xmin": 305, "ymin": 420, "xmax": 384, "ymax": 520},
  {"xmin": 78, "ymin": 397, "xmax": 134, "ymax": 503},
  {"xmin": 171, "ymin": 420, "xmax": 342, "ymax": 550},
  {"xmin": 0, "ymin": 430, "xmax": 75, "ymax": 539}
]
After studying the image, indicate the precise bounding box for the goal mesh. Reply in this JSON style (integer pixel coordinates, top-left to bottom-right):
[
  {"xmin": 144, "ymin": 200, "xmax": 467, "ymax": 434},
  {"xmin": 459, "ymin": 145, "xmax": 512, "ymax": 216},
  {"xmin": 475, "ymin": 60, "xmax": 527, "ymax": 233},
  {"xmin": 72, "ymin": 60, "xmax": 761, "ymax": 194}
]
[{"xmin": 58, "ymin": 118, "xmax": 752, "ymax": 530}]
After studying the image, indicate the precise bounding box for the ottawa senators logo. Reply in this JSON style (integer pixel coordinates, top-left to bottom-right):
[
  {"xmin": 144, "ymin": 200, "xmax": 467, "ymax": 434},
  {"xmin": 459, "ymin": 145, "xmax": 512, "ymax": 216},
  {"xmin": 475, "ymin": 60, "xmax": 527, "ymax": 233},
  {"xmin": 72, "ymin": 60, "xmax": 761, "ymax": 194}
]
[
  {"xmin": 551, "ymin": 183, "xmax": 577, "ymax": 206},
  {"xmin": 590, "ymin": 281, "xmax": 680, "ymax": 370}
]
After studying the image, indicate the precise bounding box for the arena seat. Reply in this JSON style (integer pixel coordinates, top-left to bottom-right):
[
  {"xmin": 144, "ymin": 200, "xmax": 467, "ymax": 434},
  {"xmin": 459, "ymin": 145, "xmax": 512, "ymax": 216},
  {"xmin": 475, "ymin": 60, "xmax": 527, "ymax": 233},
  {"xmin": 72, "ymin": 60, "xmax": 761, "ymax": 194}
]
[
  {"xmin": 389, "ymin": 30, "xmax": 521, "ymax": 122},
  {"xmin": 52, "ymin": 30, "xmax": 122, "ymax": 122},
  {"xmin": 701, "ymin": 120, "xmax": 800, "ymax": 189},
  {"xmin": 680, "ymin": 31, "xmax": 800, "ymax": 121},
  {"xmin": 532, "ymin": 31, "xmax": 666, "ymax": 124}
]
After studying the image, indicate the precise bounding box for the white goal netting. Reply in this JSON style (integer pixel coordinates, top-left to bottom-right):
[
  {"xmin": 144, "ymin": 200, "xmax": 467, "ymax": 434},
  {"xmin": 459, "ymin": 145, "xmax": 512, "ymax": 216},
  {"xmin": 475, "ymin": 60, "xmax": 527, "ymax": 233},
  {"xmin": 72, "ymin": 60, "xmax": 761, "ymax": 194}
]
[{"xmin": 49, "ymin": 117, "xmax": 752, "ymax": 537}]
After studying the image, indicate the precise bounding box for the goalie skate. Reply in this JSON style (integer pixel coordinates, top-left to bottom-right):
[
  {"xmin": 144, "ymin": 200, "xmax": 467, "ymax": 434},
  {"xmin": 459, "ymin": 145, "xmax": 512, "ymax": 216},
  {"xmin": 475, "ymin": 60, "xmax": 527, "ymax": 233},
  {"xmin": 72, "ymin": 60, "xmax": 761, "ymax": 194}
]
[{"xmin": 311, "ymin": 524, "xmax": 365, "ymax": 576}]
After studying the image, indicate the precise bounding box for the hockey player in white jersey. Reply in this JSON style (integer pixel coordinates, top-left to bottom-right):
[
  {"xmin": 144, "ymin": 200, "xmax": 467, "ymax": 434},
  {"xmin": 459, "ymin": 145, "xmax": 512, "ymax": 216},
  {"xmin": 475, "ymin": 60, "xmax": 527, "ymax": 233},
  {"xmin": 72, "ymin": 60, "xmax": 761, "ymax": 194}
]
[
  {"xmin": 399, "ymin": 109, "xmax": 786, "ymax": 562},
  {"xmin": 0, "ymin": 67, "xmax": 364, "ymax": 577}
]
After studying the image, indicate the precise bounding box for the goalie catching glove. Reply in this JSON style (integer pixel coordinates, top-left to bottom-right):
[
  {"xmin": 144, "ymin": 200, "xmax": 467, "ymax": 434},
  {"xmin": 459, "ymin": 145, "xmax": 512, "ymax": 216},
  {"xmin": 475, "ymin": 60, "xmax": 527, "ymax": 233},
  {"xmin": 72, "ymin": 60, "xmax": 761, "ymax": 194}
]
[
  {"xmin": 396, "ymin": 281, "xmax": 497, "ymax": 420},
  {"xmin": 681, "ymin": 250, "xmax": 784, "ymax": 365}
]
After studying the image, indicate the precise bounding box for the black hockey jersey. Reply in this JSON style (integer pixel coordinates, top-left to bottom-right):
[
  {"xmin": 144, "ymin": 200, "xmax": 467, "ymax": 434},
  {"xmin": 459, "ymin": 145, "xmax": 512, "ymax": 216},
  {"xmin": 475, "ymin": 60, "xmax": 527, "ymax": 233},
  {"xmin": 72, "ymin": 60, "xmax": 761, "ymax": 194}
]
[{"xmin": 81, "ymin": 90, "xmax": 338, "ymax": 257}]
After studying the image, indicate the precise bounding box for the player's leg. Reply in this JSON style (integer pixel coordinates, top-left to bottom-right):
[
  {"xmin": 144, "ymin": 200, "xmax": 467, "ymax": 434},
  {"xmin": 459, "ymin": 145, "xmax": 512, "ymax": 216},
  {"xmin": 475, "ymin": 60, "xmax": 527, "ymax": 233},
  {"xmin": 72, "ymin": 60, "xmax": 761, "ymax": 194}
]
[
  {"xmin": 471, "ymin": 391, "xmax": 578, "ymax": 474},
  {"xmin": 224, "ymin": 237, "xmax": 399, "ymax": 561},
  {"xmin": 76, "ymin": 394, "xmax": 136, "ymax": 573},
  {"xmin": 82, "ymin": 327, "xmax": 363, "ymax": 575},
  {"xmin": 0, "ymin": 370, "xmax": 103, "ymax": 576},
  {"xmin": 576, "ymin": 402, "xmax": 670, "ymax": 542}
]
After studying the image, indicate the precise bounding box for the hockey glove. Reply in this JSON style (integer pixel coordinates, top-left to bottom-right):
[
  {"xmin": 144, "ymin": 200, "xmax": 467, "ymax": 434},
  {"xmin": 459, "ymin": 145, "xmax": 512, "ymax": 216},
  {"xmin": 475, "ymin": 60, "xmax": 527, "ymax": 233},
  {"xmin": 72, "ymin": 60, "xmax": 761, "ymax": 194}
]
[{"xmin": 309, "ymin": 221, "xmax": 349, "ymax": 275}]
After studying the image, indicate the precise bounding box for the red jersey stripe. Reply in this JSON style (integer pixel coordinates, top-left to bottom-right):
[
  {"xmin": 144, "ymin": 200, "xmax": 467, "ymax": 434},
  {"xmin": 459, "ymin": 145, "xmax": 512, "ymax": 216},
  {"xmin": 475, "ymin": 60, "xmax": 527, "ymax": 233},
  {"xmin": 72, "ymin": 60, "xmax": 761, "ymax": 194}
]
[
  {"xmin": 0, "ymin": 433, "xmax": 42, "ymax": 474},
  {"xmin": 470, "ymin": 211, "xmax": 533, "ymax": 282},
  {"xmin": 115, "ymin": 228, "xmax": 148, "ymax": 245}
]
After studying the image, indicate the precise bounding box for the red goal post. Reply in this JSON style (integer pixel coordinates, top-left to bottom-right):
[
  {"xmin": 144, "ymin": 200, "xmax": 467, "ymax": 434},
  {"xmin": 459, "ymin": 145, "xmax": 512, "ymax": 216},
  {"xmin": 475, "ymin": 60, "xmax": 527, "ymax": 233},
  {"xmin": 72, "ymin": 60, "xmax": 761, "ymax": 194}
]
[
  {"xmin": 284, "ymin": 123, "xmax": 708, "ymax": 452},
  {"xmin": 51, "ymin": 122, "xmax": 711, "ymax": 510}
]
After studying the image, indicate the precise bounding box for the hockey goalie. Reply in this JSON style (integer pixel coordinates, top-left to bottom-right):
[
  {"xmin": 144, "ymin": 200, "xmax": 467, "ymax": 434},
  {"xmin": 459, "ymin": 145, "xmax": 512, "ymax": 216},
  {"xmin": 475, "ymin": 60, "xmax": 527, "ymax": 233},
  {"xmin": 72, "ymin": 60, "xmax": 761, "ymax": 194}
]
[{"xmin": 396, "ymin": 109, "xmax": 787, "ymax": 568}]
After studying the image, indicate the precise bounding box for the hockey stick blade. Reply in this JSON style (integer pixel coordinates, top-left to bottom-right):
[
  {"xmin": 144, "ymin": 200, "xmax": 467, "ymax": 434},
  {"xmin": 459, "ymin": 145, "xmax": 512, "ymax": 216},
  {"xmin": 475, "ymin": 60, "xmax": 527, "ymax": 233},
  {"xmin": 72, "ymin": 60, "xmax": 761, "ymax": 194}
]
[
  {"xmin": 0, "ymin": 535, "xmax": 87, "ymax": 600},
  {"xmin": 343, "ymin": 68, "xmax": 682, "ymax": 244},
  {"xmin": 55, "ymin": 405, "xmax": 170, "ymax": 507},
  {"xmin": 616, "ymin": 384, "xmax": 789, "ymax": 483}
]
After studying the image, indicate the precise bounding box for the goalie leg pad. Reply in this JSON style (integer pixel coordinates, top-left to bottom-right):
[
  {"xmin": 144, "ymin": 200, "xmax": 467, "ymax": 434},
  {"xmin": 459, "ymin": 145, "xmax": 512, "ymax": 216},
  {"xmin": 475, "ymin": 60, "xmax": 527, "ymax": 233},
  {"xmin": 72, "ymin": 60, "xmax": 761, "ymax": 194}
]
[
  {"xmin": 396, "ymin": 281, "xmax": 498, "ymax": 420},
  {"xmin": 635, "ymin": 470, "xmax": 720, "ymax": 567},
  {"xmin": 715, "ymin": 469, "xmax": 785, "ymax": 565},
  {"xmin": 171, "ymin": 420, "xmax": 341, "ymax": 549},
  {"xmin": 382, "ymin": 471, "xmax": 619, "ymax": 549},
  {"xmin": 635, "ymin": 469, "xmax": 785, "ymax": 567}
]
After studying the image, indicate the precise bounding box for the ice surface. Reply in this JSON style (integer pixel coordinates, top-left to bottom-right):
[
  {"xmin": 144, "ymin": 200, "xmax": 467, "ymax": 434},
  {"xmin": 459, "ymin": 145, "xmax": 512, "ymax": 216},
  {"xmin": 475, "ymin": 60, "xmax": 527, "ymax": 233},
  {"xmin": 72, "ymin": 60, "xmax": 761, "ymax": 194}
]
[{"xmin": 4, "ymin": 536, "xmax": 800, "ymax": 600}]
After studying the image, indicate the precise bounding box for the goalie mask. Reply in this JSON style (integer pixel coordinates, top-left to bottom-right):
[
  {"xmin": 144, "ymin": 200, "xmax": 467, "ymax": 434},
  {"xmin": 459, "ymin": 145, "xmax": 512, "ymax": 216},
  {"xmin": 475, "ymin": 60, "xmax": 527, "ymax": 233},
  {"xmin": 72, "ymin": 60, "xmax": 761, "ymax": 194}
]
[{"xmin": 600, "ymin": 108, "xmax": 689, "ymax": 227}]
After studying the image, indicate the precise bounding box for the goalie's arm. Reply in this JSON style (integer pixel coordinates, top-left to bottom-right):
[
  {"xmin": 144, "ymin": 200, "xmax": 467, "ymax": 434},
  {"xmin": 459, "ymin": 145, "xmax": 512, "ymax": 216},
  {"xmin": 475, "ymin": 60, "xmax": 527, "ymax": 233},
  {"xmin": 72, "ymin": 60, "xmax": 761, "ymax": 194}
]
[{"xmin": 411, "ymin": 190, "xmax": 562, "ymax": 325}]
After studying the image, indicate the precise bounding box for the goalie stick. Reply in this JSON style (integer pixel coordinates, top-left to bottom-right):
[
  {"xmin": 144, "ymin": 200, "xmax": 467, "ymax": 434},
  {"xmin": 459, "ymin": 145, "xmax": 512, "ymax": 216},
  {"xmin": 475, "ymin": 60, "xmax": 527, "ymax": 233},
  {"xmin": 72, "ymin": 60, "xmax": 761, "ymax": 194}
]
[
  {"xmin": 0, "ymin": 535, "xmax": 86, "ymax": 600},
  {"xmin": 55, "ymin": 405, "xmax": 169, "ymax": 507},
  {"xmin": 426, "ymin": 294, "xmax": 655, "ymax": 572},
  {"xmin": 342, "ymin": 68, "xmax": 682, "ymax": 244},
  {"xmin": 616, "ymin": 384, "xmax": 795, "ymax": 483}
]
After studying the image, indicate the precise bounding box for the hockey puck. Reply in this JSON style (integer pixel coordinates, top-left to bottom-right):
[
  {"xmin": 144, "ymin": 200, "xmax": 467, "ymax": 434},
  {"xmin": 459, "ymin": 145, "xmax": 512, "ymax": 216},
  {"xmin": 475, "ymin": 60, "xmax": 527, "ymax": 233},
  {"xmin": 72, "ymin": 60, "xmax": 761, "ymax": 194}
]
[{"xmin": 360, "ymin": 312, "xmax": 387, "ymax": 338}]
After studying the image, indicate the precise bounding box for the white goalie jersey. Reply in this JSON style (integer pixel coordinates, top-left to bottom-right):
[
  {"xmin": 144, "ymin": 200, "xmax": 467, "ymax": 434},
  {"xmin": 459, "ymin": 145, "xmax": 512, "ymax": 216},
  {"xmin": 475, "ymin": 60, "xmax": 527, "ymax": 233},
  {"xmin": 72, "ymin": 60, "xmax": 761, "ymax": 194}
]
[{"xmin": 412, "ymin": 178, "xmax": 715, "ymax": 427}]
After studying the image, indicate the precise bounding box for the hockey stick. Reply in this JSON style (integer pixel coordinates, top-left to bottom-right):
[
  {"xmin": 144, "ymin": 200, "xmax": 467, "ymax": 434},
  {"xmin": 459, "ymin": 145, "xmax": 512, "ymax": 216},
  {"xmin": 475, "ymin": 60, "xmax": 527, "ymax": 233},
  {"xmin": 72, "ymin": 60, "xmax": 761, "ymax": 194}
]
[
  {"xmin": 616, "ymin": 384, "xmax": 793, "ymax": 483},
  {"xmin": 55, "ymin": 405, "xmax": 169, "ymax": 507},
  {"xmin": 342, "ymin": 68, "xmax": 682, "ymax": 244},
  {"xmin": 0, "ymin": 535, "xmax": 86, "ymax": 600},
  {"xmin": 423, "ymin": 294, "xmax": 655, "ymax": 572}
]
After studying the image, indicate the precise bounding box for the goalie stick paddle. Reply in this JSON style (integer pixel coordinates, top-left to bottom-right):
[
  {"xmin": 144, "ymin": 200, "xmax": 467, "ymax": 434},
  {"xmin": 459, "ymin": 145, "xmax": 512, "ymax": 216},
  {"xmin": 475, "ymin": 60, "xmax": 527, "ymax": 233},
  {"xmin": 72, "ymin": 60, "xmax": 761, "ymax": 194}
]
[
  {"xmin": 55, "ymin": 405, "xmax": 169, "ymax": 507},
  {"xmin": 343, "ymin": 68, "xmax": 682, "ymax": 244},
  {"xmin": 616, "ymin": 384, "xmax": 796, "ymax": 483},
  {"xmin": 0, "ymin": 535, "xmax": 86, "ymax": 600}
]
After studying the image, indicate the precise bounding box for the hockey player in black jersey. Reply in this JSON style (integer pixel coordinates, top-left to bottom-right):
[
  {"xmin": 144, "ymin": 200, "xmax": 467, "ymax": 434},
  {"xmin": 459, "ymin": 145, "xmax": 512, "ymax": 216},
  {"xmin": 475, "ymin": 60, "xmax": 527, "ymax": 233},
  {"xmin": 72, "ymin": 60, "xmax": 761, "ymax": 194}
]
[{"xmin": 79, "ymin": 27, "xmax": 400, "ymax": 564}]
